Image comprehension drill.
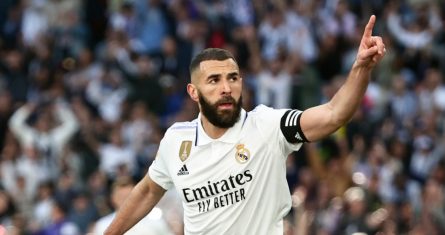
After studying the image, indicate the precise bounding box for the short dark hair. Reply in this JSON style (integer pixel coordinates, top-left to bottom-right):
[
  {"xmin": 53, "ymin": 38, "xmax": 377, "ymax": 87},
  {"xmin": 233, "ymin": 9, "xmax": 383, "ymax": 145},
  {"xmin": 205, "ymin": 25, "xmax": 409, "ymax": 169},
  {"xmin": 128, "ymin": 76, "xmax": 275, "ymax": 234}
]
[{"xmin": 189, "ymin": 48, "xmax": 237, "ymax": 74}]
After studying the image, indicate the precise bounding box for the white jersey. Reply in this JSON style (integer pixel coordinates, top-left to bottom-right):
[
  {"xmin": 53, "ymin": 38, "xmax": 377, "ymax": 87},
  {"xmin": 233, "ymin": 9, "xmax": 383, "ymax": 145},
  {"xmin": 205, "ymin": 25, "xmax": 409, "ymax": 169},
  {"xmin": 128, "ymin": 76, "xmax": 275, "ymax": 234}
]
[{"xmin": 149, "ymin": 105, "xmax": 303, "ymax": 235}]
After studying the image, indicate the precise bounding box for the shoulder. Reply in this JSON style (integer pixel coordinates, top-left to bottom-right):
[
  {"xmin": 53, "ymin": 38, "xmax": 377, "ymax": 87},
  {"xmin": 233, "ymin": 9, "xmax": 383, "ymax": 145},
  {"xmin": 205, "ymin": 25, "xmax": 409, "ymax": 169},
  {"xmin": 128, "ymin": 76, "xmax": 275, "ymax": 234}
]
[
  {"xmin": 161, "ymin": 120, "xmax": 198, "ymax": 143},
  {"xmin": 168, "ymin": 120, "xmax": 198, "ymax": 131},
  {"xmin": 248, "ymin": 105, "xmax": 289, "ymax": 121},
  {"xmin": 250, "ymin": 104, "xmax": 288, "ymax": 113},
  {"xmin": 245, "ymin": 105, "xmax": 287, "ymax": 135},
  {"xmin": 250, "ymin": 104, "xmax": 271, "ymax": 113},
  {"xmin": 166, "ymin": 120, "xmax": 198, "ymax": 134}
]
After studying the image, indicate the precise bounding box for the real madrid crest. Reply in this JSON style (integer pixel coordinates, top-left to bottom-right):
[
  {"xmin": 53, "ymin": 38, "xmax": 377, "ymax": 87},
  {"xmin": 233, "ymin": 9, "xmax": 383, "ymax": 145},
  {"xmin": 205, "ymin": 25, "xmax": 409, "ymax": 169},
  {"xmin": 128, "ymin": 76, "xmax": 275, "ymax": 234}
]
[
  {"xmin": 179, "ymin": 140, "xmax": 192, "ymax": 162},
  {"xmin": 235, "ymin": 144, "xmax": 250, "ymax": 164}
]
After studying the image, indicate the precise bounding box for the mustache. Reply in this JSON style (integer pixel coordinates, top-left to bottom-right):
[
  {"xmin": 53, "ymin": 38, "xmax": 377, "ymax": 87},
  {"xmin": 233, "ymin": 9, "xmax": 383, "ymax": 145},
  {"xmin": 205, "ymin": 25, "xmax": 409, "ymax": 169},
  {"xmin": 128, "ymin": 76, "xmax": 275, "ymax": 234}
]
[{"xmin": 215, "ymin": 96, "xmax": 236, "ymax": 105}]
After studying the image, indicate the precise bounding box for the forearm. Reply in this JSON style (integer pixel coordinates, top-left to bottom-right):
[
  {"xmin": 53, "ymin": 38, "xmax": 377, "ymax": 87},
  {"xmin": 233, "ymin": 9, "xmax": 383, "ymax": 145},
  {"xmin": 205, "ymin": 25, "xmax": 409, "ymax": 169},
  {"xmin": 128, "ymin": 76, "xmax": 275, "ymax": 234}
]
[
  {"xmin": 104, "ymin": 176, "xmax": 166, "ymax": 234},
  {"xmin": 55, "ymin": 104, "xmax": 78, "ymax": 128},
  {"xmin": 9, "ymin": 105, "xmax": 34, "ymax": 146},
  {"xmin": 9, "ymin": 105, "xmax": 31, "ymax": 132},
  {"xmin": 328, "ymin": 62, "xmax": 371, "ymax": 125},
  {"xmin": 53, "ymin": 104, "xmax": 79, "ymax": 144},
  {"xmin": 299, "ymin": 15, "xmax": 384, "ymax": 142}
]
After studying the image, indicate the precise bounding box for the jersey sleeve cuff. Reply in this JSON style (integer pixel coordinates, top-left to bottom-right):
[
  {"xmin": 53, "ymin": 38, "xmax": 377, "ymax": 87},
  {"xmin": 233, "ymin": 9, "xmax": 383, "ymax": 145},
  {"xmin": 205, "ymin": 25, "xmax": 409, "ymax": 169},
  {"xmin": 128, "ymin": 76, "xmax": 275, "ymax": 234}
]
[
  {"xmin": 280, "ymin": 110, "xmax": 309, "ymax": 143},
  {"xmin": 148, "ymin": 165, "xmax": 173, "ymax": 190}
]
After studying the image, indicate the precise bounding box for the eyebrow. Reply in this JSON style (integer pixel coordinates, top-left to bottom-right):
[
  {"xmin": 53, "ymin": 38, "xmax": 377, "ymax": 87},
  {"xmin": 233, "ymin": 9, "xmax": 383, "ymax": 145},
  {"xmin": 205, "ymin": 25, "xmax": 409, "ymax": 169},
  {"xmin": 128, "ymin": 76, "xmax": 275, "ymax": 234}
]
[
  {"xmin": 228, "ymin": 72, "xmax": 239, "ymax": 77},
  {"xmin": 207, "ymin": 72, "xmax": 239, "ymax": 78},
  {"xmin": 205, "ymin": 71, "xmax": 239, "ymax": 81},
  {"xmin": 206, "ymin": 74, "xmax": 220, "ymax": 80}
]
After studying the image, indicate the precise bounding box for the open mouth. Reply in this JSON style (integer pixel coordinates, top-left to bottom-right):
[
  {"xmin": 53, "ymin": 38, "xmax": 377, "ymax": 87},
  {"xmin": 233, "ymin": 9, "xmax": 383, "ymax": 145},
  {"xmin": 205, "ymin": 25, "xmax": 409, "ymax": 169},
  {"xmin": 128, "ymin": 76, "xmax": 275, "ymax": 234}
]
[{"xmin": 218, "ymin": 102, "xmax": 234, "ymax": 110}]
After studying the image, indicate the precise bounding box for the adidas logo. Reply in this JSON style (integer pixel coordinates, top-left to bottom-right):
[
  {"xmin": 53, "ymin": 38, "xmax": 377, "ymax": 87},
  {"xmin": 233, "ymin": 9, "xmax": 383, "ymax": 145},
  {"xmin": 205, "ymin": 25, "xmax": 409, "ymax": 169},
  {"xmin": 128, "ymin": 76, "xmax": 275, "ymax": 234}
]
[
  {"xmin": 295, "ymin": 132, "xmax": 302, "ymax": 141},
  {"xmin": 177, "ymin": 165, "xmax": 189, "ymax": 176}
]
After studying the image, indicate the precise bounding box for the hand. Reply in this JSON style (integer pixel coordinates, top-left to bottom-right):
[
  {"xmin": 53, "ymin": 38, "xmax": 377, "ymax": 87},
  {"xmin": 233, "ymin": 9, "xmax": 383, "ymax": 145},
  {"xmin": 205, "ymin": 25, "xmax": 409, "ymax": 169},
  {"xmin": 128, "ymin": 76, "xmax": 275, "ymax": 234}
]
[{"xmin": 355, "ymin": 15, "xmax": 386, "ymax": 69}]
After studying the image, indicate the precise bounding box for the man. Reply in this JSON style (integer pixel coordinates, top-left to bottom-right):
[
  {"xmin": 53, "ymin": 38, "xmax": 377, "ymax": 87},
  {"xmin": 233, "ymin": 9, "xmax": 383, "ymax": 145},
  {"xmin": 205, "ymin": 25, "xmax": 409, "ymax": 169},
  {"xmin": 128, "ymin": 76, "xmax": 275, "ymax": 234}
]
[{"xmin": 105, "ymin": 15, "xmax": 386, "ymax": 234}]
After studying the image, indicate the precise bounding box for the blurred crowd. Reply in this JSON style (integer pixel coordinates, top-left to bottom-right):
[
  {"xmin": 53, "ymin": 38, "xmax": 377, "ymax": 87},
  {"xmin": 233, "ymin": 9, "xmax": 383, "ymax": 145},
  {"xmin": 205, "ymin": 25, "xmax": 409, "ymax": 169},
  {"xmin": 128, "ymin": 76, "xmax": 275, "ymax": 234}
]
[{"xmin": 0, "ymin": 0, "xmax": 444, "ymax": 234}]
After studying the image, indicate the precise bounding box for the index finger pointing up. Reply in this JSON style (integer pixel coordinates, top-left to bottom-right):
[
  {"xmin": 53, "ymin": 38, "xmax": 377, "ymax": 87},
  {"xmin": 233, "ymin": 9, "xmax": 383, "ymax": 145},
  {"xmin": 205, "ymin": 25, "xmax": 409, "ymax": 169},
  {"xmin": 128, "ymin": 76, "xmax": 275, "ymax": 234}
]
[{"xmin": 363, "ymin": 15, "xmax": 376, "ymax": 39}]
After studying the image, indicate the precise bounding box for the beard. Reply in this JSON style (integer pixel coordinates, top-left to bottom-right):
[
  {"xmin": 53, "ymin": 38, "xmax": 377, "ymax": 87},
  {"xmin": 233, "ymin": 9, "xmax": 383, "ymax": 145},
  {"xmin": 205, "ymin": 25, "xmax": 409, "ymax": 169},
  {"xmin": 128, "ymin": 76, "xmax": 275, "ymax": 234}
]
[{"xmin": 198, "ymin": 91, "xmax": 242, "ymax": 128}]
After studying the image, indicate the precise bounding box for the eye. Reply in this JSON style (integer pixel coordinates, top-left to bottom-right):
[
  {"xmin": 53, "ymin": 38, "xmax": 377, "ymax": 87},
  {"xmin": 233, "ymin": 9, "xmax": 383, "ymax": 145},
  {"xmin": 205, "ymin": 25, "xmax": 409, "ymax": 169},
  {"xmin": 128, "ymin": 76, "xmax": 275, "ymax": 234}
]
[
  {"xmin": 229, "ymin": 76, "xmax": 239, "ymax": 82},
  {"xmin": 209, "ymin": 78, "xmax": 219, "ymax": 84}
]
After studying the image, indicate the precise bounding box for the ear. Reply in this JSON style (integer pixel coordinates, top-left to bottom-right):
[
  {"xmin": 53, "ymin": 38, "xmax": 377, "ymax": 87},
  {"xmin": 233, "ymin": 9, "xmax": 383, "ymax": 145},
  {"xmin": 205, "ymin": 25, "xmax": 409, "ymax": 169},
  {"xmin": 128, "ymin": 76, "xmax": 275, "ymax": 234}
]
[{"xmin": 187, "ymin": 83, "xmax": 199, "ymax": 102}]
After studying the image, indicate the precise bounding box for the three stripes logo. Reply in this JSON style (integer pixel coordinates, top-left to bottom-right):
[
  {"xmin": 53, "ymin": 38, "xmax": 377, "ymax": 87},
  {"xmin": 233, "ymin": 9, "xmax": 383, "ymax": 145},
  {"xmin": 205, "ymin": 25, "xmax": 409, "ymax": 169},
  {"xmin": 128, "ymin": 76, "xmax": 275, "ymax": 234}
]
[
  {"xmin": 177, "ymin": 164, "xmax": 189, "ymax": 176},
  {"xmin": 280, "ymin": 109, "xmax": 308, "ymax": 143},
  {"xmin": 284, "ymin": 110, "xmax": 302, "ymax": 128}
]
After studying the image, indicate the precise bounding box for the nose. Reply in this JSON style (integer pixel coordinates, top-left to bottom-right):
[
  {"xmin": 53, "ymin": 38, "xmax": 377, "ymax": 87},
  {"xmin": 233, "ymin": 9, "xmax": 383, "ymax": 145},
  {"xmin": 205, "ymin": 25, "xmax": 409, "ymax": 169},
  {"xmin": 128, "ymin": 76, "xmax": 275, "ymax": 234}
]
[{"xmin": 221, "ymin": 79, "xmax": 231, "ymax": 95}]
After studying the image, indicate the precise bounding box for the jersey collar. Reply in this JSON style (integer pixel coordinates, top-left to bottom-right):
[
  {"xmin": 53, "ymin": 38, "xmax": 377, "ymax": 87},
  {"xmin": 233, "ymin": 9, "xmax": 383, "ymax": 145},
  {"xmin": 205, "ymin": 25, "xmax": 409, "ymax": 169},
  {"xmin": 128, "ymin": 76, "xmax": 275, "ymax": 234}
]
[{"xmin": 195, "ymin": 109, "xmax": 247, "ymax": 146}]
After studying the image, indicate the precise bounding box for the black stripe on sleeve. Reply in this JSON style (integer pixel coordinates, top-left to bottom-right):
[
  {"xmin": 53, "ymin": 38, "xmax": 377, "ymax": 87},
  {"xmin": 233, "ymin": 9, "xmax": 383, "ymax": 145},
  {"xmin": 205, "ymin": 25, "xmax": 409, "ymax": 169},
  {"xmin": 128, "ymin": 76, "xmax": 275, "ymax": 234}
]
[{"xmin": 280, "ymin": 110, "xmax": 309, "ymax": 143}]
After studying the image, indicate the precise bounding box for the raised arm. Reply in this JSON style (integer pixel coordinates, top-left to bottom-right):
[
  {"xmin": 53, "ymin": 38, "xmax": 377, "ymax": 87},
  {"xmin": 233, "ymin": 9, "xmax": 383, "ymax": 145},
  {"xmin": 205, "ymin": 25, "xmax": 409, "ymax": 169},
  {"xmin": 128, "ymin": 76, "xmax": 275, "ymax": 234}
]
[
  {"xmin": 300, "ymin": 15, "xmax": 386, "ymax": 141},
  {"xmin": 104, "ymin": 174, "xmax": 166, "ymax": 235},
  {"xmin": 51, "ymin": 102, "xmax": 79, "ymax": 149},
  {"xmin": 8, "ymin": 104, "xmax": 35, "ymax": 148}
]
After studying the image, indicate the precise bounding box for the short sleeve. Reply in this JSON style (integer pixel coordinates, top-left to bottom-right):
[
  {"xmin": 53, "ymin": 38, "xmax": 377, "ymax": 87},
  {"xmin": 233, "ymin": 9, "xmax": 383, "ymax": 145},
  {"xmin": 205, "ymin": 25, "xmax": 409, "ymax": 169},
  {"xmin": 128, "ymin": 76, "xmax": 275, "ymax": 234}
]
[
  {"xmin": 148, "ymin": 140, "xmax": 174, "ymax": 190},
  {"xmin": 252, "ymin": 105, "xmax": 303, "ymax": 155}
]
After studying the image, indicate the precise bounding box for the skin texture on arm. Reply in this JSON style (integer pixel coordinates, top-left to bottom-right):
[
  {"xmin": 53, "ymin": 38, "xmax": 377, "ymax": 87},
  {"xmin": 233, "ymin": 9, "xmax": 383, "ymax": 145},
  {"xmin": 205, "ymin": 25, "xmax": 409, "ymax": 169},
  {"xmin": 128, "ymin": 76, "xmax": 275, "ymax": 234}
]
[
  {"xmin": 300, "ymin": 15, "xmax": 386, "ymax": 141},
  {"xmin": 104, "ymin": 174, "xmax": 166, "ymax": 235}
]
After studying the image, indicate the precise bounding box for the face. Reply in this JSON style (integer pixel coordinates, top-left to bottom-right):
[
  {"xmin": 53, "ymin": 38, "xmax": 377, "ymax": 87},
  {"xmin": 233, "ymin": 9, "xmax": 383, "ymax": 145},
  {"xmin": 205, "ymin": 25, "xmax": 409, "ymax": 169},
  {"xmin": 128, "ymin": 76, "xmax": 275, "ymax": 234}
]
[
  {"xmin": 198, "ymin": 90, "xmax": 242, "ymax": 128},
  {"xmin": 188, "ymin": 59, "xmax": 243, "ymax": 128},
  {"xmin": 35, "ymin": 112, "xmax": 52, "ymax": 132}
]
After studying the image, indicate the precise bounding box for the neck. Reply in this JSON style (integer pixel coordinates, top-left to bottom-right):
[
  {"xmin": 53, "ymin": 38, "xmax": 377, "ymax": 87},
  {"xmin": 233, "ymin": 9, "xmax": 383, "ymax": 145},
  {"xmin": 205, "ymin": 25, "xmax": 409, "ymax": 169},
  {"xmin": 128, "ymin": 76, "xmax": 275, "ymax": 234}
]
[{"xmin": 200, "ymin": 115, "xmax": 228, "ymax": 139}]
